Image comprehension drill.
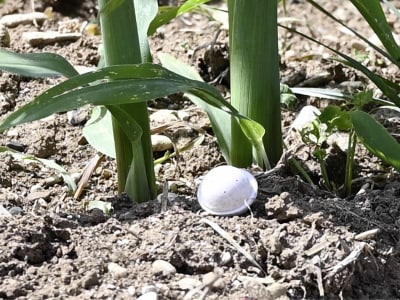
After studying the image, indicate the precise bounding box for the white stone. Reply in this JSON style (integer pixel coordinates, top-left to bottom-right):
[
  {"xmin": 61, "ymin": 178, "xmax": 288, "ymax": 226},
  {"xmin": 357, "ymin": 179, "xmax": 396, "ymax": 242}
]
[
  {"xmin": 137, "ymin": 292, "xmax": 158, "ymax": 300},
  {"xmin": 291, "ymin": 105, "xmax": 320, "ymax": 132},
  {"xmin": 150, "ymin": 109, "xmax": 179, "ymax": 125},
  {"xmin": 0, "ymin": 203, "xmax": 12, "ymax": 218},
  {"xmin": 107, "ymin": 262, "xmax": 128, "ymax": 279},
  {"xmin": 151, "ymin": 135, "xmax": 173, "ymax": 152},
  {"xmin": 177, "ymin": 277, "xmax": 201, "ymax": 290},
  {"xmin": 151, "ymin": 260, "xmax": 176, "ymax": 276},
  {"xmin": 127, "ymin": 286, "xmax": 136, "ymax": 295},
  {"xmin": 22, "ymin": 31, "xmax": 81, "ymax": 46},
  {"xmin": 0, "ymin": 12, "xmax": 47, "ymax": 27}
]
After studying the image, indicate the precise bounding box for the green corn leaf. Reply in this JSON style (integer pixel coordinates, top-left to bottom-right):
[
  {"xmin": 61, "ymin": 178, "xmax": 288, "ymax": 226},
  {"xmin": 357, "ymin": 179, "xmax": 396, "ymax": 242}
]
[
  {"xmin": 158, "ymin": 53, "xmax": 232, "ymax": 162},
  {"xmin": 0, "ymin": 146, "xmax": 76, "ymax": 192},
  {"xmin": 82, "ymin": 106, "xmax": 116, "ymax": 158},
  {"xmin": 229, "ymin": 0, "xmax": 281, "ymax": 167},
  {"xmin": 238, "ymin": 118, "xmax": 270, "ymax": 169},
  {"xmin": 148, "ymin": 0, "xmax": 210, "ymax": 36},
  {"xmin": 99, "ymin": 0, "xmax": 124, "ymax": 15},
  {"xmin": 351, "ymin": 110, "xmax": 400, "ymax": 172},
  {"xmin": 306, "ymin": 0, "xmax": 398, "ymax": 65},
  {"xmin": 291, "ymin": 87, "xmax": 393, "ymax": 106},
  {"xmin": 134, "ymin": 0, "xmax": 158, "ymax": 62},
  {"xmin": 106, "ymin": 105, "xmax": 151, "ymax": 202},
  {"xmin": 0, "ymin": 49, "xmax": 79, "ymax": 78},
  {"xmin": 349, "ymin": 0, "xmax": 400, "ymax": 64},
  {"xmin": 99, "ymin": 0, "xmax": 155, "ymax": 200},
  {"xmin": 0, "ymin": 61, "xmax": 267, "ymax": 168},
  {"xmin": 281, "ymin": 25, "xmax": 400, "ymax": 105},
  {"xmin": 0, "ymin": 64, "xmax": 236, "ymax": 131},
  {"xmin": 158, "ymin": 53, "xmax": 268, "ymax": 167}
]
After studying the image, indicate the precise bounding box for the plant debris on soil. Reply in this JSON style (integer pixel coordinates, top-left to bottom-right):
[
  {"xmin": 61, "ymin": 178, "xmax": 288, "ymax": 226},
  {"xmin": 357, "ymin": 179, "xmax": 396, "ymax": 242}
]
[{"xmin": 1, "ymin": 0, "xmax": 400, "ymax": 299}]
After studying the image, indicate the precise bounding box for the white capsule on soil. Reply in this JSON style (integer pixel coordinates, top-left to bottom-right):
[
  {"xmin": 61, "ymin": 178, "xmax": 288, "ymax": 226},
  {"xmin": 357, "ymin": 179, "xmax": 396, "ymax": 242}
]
[{"xmin": 197, "ymin": 165, "xmax": 258, "ymax": 216}]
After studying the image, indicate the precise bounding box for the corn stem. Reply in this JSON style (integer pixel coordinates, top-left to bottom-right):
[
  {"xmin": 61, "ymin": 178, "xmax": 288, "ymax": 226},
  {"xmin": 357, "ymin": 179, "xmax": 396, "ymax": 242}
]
[
  {"xmin": 228, "ymin": 0, "xmax": 282, "ymax": 167},
  {"xmin": 99, "ymin": 0, "xmax": 156, "ymax": 202}
]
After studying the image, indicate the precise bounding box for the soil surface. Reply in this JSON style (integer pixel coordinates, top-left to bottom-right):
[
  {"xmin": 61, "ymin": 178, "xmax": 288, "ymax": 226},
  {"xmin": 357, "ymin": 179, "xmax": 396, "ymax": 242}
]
[{"xmin": 1, "ymin": 0, "xmax": 400, "ymax": 299}]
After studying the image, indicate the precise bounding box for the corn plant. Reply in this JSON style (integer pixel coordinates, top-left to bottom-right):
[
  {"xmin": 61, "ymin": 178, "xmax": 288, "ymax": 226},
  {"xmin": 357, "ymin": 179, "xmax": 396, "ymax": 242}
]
[
  {"xmin": 0, "ymin": 0, "xmax": 281, "ymax": 202},
  {"xmin": 282, "ymin": 0, "xmax": 400, "ymax": 194}
]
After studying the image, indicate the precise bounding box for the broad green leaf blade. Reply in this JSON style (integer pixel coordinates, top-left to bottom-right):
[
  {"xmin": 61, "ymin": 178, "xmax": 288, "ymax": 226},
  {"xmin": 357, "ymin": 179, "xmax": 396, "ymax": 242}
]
[
  {"xmin": 291, "ymin": 87, "xmax": 393, "ymax": 106},
  {"xmin": 99, "ymin": 0, "xmax": 124, "ymax": 15},
  {"xmin": 238, "ymin": 118, "xmax": 270, "ymax": 169},
  {"xmin": 148, "ymin": 0, "xmax": 210, "ymax": 36},
  {"xmin": 351, "ymin": 110, "xmax": 400, "ymax": 171},
  {"xmin": 0, "ymin": 146, "xmax": 76, "ymax": 192},
  {"xmin": 35, "ymin": 157, "xmax": 77, "ymax": 193},
  {"xmin": 319, "ymin": 105, "xmax": 351, "ymax": 131},
  {"xmin": 292, "ymin": 87, "xmax": 351, "ymax": 101},
  {"xmin": 158, "ymin": 52, "xmax": 232, "ymax": 162},
  {"xmin": 0, "ymin": 64, "xmax": 236, "ymax": 132},
  {"xmin": 82, "ymin": 106, "xmax": 116, "ymax": 158},
  {"xmin": 0, "ymin": 49, "xmax": 79, "ymax": 78},
  {"xmin": 134, "ymin": 0, "xmax": 158, "ymax": 62},
  {"xmin": 349, "ymin": 0, "xmax": 400, "ymax": 64},
  {"xmin": 158, "ymin": 53, "xmax": 268, "ymax": 167}
]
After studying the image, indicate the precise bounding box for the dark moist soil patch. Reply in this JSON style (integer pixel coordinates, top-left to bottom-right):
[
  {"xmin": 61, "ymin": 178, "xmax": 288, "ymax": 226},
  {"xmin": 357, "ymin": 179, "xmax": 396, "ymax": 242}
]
[{"xmin": 1, "ymin": 0, "xmax": 400, "ymax": 299}]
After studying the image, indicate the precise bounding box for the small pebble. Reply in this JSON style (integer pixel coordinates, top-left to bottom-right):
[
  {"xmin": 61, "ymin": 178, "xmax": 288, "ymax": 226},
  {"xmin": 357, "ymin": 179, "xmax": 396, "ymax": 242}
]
[
  {"xmin": 220, "ymin": 251, "xmax": 232, "ymax": 266},
  {"xmin": 6, "ymin": 140, "xmax": 26, "ymax": 152},
  {"xmin": 156, "ymin": 193, "xmax": 178, "ymax": 203},
  {"xmin": 128, "ymin": 223, "xmax": 143, "ymax": 236},
  {"xmin": 106, "ymin": 284, "xmax": 117, "ymax": 290},
  {"xmin": 101, "ymin": 169, "xmax": 113, "ymax": 179},
  {"xmin": 141, "ymin": 285, "xmax": 157, "ymax": 294},
  {"xmin": 6, "ymin": 129, "xmax": 18, "ymax": 137},
  {"xmin": 291, "ymin": 105, "xmax": 320, "ymax": 131},
  {"xmin": 151, "ymin": 135, "xmax": 173, "ymax": 152},
  {"xmin": 107, "ymin": 262, "xmax": 128, "ymax": 279},
  {"xmin": 202, "ymin": 270, "xmax": 225, "ymax": 290},
  {"xmin": 151, "ymin": 260, "xmax": 176, "ymax": 276},
  {"xmin": 266, "ymin": 282, "xmax": 287, "ymax": 299},
  {"xmin": 67, "ymin": 109, "xmax": 88, "ymax": 126},
  {"xmin": 150, "ymin": 109, "xmax": 179, "ymax": 125},
  {"xmin": 137, "ymin": 291, "xmax": 158, "ymax": 300},
  {"xmin": 0, "ymin": 204, "xmax": 12, "ymax": 217},
  {"xmin": 80, "ymin": 271, "xmax": 99, "ymax": 289},
  {"xmin": 0, "ymin": 12, "xmax": 47, "ymax": 27},
  {"xmin": 22, "ymin": 31, "xmax": 81, "ymax": 47},
  {"xmin": 27, "ymin": 190, "xmax": 51, "ymax": 201},
  {"xmin": 8, "ymin": 206, "xmax": 24, "ymax": 216},
  {"xmin": 35, "ymin": 198, "xmax": 48, "ymax": 208},
  {"xmin": 127, "ymin": 286, "xmax": 136, "ymax": 296},
  {"xmin": 177, "ymin": 277, "xmax": 201, "ymax": 290}
]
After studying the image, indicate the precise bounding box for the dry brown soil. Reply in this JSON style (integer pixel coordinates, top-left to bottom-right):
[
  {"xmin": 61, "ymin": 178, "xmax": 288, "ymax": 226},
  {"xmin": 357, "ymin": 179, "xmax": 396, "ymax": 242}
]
[{"xmin": 1, "ymin": 0, "xmax": 400, "ymax": 299}]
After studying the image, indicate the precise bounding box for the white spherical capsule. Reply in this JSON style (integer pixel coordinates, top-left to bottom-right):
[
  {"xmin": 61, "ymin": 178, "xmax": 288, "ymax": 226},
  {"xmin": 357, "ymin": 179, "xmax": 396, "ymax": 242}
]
[{"xmin": 197, "ymin": 165, "xmax": 258, "ymax": 216}]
